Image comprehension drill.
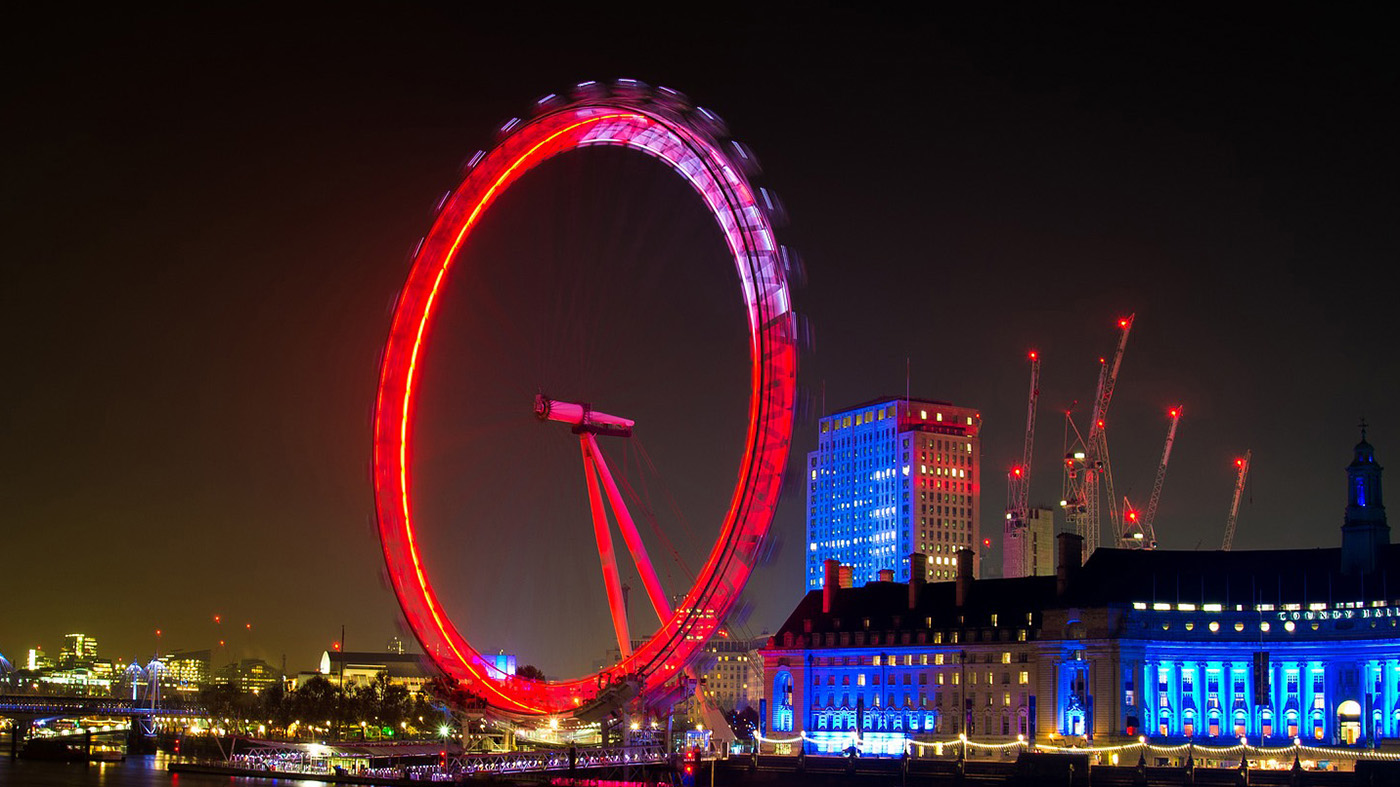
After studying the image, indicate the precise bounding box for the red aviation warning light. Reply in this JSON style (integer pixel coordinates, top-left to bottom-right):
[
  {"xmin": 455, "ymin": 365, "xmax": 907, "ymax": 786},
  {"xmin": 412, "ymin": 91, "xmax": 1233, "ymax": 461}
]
[{"xmin": 1028, "ymin": 350, "xmax": 1038, "ymax": 361}]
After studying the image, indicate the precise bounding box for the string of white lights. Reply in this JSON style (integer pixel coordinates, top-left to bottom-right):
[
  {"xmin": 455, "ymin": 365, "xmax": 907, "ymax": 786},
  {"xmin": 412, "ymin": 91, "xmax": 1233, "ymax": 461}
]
[{"xmin": 754, "ymin": 732, "xmax": 1400, "ymax": 762}]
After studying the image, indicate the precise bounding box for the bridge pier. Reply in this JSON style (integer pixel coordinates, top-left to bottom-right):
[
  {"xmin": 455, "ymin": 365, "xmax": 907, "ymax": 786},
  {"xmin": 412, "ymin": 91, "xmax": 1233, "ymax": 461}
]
[{"xmin": 9, "ymin": 718, "xmax": 29, "ymax": 758}]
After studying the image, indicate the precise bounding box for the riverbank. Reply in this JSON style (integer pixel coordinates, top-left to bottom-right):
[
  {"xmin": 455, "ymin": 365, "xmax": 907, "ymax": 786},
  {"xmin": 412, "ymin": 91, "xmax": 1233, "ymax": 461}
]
[{"xmin": 172, "ymin": 761, "xmax": 418, "ymax": 786}]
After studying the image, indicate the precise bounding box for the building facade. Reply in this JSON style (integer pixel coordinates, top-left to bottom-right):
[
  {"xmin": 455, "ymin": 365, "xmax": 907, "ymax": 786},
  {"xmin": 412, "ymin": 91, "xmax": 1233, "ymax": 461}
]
[
  {"xmin": 697, "ymin": 633, "xmax": 766, "ymax": 713},
  {"xmin": 1002, "ymin": 505, "xmax": 1056, "ymax": 579},
  {"xmin": 765, "ymin": 435, "xmax": 1398, "ymax": 754},
  {"xmin": 59, "ymin": 633, "xmax": 98, "ymax": 669},
  {"xmin": 313, "ymin": 650, "xmax": 432, "ymax": 698},
  {"xmin": 806, "ymin": 397, "xmax": 982, "ymax": 590}
]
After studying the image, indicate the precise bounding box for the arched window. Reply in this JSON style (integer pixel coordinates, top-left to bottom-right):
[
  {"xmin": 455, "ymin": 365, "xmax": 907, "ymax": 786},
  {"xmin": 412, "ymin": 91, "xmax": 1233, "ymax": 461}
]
[{"xmin": 772, "ymin": 671, "xmax": 794, "ymax": 732}]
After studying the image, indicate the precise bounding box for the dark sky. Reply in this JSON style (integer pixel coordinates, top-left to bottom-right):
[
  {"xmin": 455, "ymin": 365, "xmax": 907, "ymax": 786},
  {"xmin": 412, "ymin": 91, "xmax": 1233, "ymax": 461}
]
[{"xmin": 2, "ymin": 6, "xmax": 1396, "ymax": 677}]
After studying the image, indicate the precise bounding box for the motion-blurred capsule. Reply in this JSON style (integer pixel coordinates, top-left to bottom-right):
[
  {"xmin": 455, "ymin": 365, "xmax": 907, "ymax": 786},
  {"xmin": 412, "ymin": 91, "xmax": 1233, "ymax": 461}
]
[
  {"xmin": 652, "ymin": 85, "xmax": 692, "ymax": 110},
  {"xmin": 459, "ymin": 150, "xmax": 485, "ymax": 176},
  {"xmin": 532, "ymin": 93, "xmax": 566, "ymax": 114},
  {"xmin": 691, "ymin": 105, "xmax": 729, "ymax": 137},
  {"xmin": 759, "ymin": 187, "xmax": 787, "ymax": 226},
  {"xmin": 728, "ymin": 140, "xmax": 762, "ymax": 175},
  {"xmin": 780, "ymin": 245, "xmax": 807, "ymax": 288},
  {"xmin": 612, "ymin": 78, "xmax": 651, "ymax": 99},
  {"xmin": 572, "ymin": 80, "xmax": 608, "ymax": 101}
]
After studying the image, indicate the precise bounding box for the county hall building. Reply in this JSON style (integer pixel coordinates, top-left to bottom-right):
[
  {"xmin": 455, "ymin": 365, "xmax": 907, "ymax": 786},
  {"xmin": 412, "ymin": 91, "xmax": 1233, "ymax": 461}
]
[{"xmin": 762, "ymin": 433, "xmax": 1400, "ymax": 754}]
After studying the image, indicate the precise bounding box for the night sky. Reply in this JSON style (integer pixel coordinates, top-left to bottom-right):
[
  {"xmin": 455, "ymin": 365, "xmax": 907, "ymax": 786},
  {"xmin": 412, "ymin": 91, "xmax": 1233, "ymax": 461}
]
[{"xmin": 3, "ymin": 6, "xmax": 1396, "ymax": 678}]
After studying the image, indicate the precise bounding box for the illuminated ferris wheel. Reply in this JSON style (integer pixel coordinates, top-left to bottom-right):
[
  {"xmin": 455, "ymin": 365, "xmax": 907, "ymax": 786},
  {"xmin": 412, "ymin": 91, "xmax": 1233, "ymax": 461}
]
[{"xmin": 372, "ymin": 80, "xmax": 799, "ymax": 717}]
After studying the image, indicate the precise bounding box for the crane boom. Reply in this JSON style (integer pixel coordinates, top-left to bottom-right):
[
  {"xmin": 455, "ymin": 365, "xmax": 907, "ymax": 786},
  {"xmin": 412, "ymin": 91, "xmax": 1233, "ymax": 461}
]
[
  {"xmin": 1140, "ymin": 406, "xmax": 1182, "ymax": 545},
  {"xmin": 1076, "ymin": 314, "xmax": 1135, "ymax": 555},
  {"xmin": 1086, "ymin": 314, "xmax": 1134, "ymax": 448},
  {"xmin": 1116, "ymin": 406, "xmax": 1180, "ymax": 548},
  {"xmin": 1021, "ymin": 352, "xmax": 1041, "ymax": 496},
  {"xmin": 1222, "ymin": 450, "xmax": 1252, "ymax": 551},
  {"xmin": 1004, "ymin": 351, "xmax": 1041, "ymax": 578}
]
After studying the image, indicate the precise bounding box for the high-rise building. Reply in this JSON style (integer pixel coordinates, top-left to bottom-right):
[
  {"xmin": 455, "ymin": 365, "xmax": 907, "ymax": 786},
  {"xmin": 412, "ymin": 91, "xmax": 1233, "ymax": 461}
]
[
  {"xmin": 59, "ymin": 633, "xmax": 97, "ymax": 668},
  {"xmin": 163, "ymin": 649, "xmax": 212, "ymax": 693},
  {"xmin": 26, "ymin": 647, "xmax": 52, "ymax": 671},
  {"xmin": 1002, "ymin": 506, "xmax": 1056, "ymax": 578},
  {"xmin": 806, "ymin": 397, "xmax": 981, "ymax": 589}
]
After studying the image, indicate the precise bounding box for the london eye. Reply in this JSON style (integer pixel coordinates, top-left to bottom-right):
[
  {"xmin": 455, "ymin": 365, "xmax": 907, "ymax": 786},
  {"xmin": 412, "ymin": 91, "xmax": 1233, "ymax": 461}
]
[{"xmin": 372, "ymin": 81, "xmax": 799, "ymax": 716}]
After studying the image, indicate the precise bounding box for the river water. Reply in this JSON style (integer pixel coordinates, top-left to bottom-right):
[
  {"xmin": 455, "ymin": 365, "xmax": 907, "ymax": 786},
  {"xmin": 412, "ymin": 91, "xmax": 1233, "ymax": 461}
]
[{"xmin": 0, "ymin": 752, "xmax": 323, "ymax": 786}]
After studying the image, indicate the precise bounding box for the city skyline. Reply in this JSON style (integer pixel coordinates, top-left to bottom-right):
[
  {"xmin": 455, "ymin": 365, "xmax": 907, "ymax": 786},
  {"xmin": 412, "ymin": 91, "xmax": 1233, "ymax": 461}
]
[{"xmin": 3, "ymin": 7, "xmax": 1397, "ymax": 675}]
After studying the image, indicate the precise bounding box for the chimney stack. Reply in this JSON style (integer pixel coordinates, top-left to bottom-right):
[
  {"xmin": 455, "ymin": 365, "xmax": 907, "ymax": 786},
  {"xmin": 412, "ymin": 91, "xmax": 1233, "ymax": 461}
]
[
  {"xmin": 955, "ymin": 549, "xmax": 974, "ymax": 607},
  {"xmin": 823, "ymin": 559, "xmax": 839, "ymax": 613},
  {"xmin": 1057, "ymin": 532, "xmax": 1084, "ymax": 597},
  {"xmin": 908, "ymin": 553, "xmax": 927, "ymax": 610},
  {"xmin": 877, "ymin": 568, "xmax": 895, "ymax": 583},
  {"xmin": 839, "ymin": 565, "xmax": 853, "ymax": 589}
]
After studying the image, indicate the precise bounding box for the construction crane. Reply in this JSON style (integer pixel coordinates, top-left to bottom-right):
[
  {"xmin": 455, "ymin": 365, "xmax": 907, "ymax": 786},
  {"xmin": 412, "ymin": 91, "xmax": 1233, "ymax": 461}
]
[
  {"xmin": 1062, "ymin": 314, "xmax": 1134, "ymax": 556},
  {"xmin": 1222, "ymin": 450, "xmax": 1252, "ymax": 551},
  {"xmin": 1004, "ymin": 351, "xmax": 1040, "ymax": 578},
  {"xmin": 1121, "ymin": 406, "xmax": 1182, "ymax": 549}
]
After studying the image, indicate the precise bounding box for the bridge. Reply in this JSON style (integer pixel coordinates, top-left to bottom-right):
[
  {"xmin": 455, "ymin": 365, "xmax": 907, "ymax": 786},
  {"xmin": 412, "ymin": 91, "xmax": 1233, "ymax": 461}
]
[
  {"xmin": 2, "ymin": 694, "xmax": 206, "ymax": 758},
  {"xmin": 0, "ymin": 694, "xmax": 204, "ymax": 718}
]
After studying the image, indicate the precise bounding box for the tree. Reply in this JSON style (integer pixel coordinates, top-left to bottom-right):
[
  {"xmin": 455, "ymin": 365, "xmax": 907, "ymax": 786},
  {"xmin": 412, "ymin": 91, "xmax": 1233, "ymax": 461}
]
[
  {"xmin": 198, "ymin": 682, "xmax": 241, "ymax": 731},
  {"xmin": 516, "ymin": 664, "xmax": 547, "ymax": 681},
  {"xmin": 291, "ymin": 674, "xmax": 339, "ymax": 732}
]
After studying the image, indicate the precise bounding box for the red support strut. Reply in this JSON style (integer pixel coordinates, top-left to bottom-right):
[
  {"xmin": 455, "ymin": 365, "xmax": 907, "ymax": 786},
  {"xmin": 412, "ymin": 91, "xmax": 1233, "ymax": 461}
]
[{"xmin": 582, "ymin": 439, "xmax": 633, "ymax": 658}]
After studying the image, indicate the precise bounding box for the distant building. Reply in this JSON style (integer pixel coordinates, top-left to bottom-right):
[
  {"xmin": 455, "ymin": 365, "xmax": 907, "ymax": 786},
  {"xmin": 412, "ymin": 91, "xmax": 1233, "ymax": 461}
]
[
  {"xmin": 232, "ymin": 658, "xmax": 280, "ymax": 694},
  {"xmin": 59, "ymin": 633, "xmax": 98, "ymax": 669},
  {"xmin": 316, "ymin": 650, "xmax": 431, "ymax": 698},
  {"xmin": 26, "ymin": 647, "xmax": 52, "ymax": 671},
  {"xmin": 697, "ymin": 632, "xmax": 766, "ymax": 713},
  {"xmin": 806, "ymin": 397, "xmax": 982, "ymax": 589},
  {"xmin": 1002, "ymin": 506, "xmax": 1056, "ymax": 579},
  {"xmin": 158, "ymin": 649, "xmax": 211, "ymax": 693}
]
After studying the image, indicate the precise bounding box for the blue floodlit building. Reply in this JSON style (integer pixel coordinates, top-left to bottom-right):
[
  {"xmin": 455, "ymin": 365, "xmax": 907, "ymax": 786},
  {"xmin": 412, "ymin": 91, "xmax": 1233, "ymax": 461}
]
[
  {"xmin": 806, "ymin": 397, "xmax": 982, "ymax": 591},
  {"xmin": 764, "ymin": 432, "xmax": 1397, "ymax": 754}
]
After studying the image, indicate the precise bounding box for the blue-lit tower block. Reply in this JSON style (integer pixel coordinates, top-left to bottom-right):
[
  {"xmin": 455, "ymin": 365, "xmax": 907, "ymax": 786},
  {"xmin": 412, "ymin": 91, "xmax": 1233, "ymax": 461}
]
[{"xmin": 806, "ymin": 398, "xmax": 981, "ymax": 590}]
